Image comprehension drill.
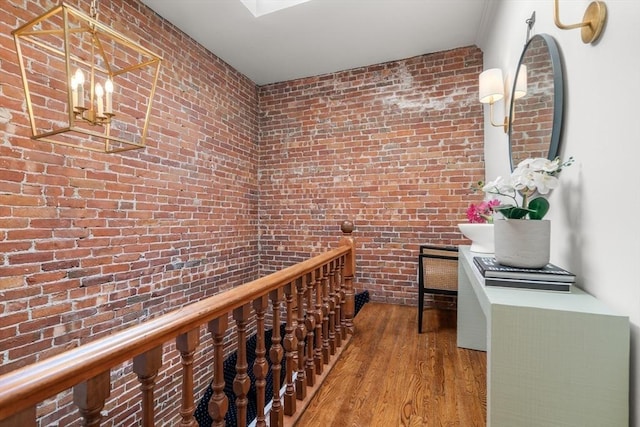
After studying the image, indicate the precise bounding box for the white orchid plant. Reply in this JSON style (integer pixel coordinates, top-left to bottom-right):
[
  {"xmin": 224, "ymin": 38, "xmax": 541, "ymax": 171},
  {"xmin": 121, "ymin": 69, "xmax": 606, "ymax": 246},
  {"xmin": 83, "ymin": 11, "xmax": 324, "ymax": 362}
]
[{"xmin": 481, "ymin": 156, "xmax": 574, "ymax": 220}]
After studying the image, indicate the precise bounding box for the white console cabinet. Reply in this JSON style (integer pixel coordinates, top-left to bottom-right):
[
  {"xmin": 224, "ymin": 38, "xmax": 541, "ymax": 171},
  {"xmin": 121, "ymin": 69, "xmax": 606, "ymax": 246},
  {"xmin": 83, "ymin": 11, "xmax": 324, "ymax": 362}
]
[{"xmin": 457, "ymin": 246, "xmax": 629, "ymax": 426}]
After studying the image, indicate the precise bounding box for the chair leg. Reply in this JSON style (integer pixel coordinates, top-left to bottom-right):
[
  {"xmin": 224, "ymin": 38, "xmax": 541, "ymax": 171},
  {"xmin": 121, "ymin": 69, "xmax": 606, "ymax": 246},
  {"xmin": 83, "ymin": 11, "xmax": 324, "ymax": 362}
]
[{"xmin": 418, "ymin": 286, "xmax": 424, "ymax": 333}]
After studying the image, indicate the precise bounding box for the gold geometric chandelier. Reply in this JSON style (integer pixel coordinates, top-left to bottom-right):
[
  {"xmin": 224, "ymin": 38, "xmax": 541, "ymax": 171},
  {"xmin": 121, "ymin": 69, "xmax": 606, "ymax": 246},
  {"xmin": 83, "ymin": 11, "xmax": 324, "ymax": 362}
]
[{"xmin": 12, "ymin": 1, "xmax": 162, "ymax": 153}]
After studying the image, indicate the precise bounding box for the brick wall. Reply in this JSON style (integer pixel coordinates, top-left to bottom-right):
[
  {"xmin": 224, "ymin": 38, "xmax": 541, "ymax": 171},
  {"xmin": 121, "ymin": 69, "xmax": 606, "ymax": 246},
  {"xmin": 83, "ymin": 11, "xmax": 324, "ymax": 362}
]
[
  {"xmin": 259, "ymin": 47, "xmax": 486, "ymax": 305},
  {"xmin": 1, "ymin": 0, "xmax": 259, "ymax": 425},
  {"xmin": 0, "ymin": 0, "xmax": 486, "ymax": 425}
]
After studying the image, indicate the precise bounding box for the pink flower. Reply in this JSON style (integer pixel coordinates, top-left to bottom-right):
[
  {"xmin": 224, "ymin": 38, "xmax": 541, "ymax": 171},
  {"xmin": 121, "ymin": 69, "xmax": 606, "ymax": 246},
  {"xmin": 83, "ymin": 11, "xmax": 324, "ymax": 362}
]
[{"xmin": 466, "ymin": 199, "xmax": 500, "ymax": 223}]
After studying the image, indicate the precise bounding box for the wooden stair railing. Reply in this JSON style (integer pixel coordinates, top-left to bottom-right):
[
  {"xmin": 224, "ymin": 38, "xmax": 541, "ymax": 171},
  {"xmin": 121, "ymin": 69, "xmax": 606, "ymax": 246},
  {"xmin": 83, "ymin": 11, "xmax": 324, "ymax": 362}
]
[{"xmin": 0, "ymin": 221, "xmax": 356, "ymax": 427}]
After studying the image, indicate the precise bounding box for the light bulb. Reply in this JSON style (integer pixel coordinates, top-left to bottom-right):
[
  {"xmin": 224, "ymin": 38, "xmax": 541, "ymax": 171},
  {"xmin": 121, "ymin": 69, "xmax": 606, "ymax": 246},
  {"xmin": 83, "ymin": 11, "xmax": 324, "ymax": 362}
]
[
  {"xmin": 71, "ymin": 75, "xmax": 78, "ymax": 108},
  {"xmin": 74, "ymin": 68, "xmax": 85, "ymax": 85},
  {"xmin": 74, "ymin": 69, "xmax": 85, "ymax": 108},
  {"xmin": 104, "ymin": 79, "xmax": 113, "ymax": 114},
  {"xmin": 95, "ymin": 83, "xmax": 104, "ymax": 117}
]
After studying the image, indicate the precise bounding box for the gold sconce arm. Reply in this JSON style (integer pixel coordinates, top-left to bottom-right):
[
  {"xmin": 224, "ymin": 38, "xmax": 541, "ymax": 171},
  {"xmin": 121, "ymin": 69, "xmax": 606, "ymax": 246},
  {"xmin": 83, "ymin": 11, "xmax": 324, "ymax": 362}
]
[
  {"xmin": 488, "ymin": 103, "xmax": 508, "ymax": 134},
  {"xmin": 553, "ymin": 0, "xmax": 607, "ymax": 44}
]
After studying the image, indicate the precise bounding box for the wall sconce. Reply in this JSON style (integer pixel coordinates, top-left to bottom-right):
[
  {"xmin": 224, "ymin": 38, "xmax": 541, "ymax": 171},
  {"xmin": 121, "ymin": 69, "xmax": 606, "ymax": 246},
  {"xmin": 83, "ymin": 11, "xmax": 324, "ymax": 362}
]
[
  {"xmin": 12, "ymin": 2, "xmax": 162, "ymax": 153},
  {"xmin": 553, "ymin": 0, "xmax": 606, "ymax": 44},
  {"xmin": 479, "ymin": 67, "xmax": 527, "ymax": 134}
]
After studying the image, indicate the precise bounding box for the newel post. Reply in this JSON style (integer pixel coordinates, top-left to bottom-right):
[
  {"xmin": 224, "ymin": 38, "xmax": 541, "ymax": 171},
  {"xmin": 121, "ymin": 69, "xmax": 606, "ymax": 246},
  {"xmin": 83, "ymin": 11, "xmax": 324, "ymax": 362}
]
[{"xmin": 339, "ymin": 220, "xmax": 356, "ymax": 335}]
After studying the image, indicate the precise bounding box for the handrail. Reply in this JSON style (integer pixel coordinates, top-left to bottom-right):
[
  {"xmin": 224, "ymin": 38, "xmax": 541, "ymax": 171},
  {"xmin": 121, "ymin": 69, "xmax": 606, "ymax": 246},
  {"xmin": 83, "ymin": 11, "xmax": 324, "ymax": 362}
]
[{"xmin": 0, "ymin": 229, "xmax": 355, "ymax": 422}]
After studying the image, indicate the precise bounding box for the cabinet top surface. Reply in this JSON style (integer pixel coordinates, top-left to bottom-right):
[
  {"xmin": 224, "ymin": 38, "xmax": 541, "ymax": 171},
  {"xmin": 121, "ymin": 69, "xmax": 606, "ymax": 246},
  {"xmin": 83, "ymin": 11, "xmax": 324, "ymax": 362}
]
[{"xmin": 459, "ymin": 246, "xmax": 625, "ymax": 317}]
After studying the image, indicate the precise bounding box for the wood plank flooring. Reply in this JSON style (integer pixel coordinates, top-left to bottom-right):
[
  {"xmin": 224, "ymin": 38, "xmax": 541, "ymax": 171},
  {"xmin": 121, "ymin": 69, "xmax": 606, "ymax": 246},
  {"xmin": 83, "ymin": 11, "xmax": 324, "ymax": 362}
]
[{"xmin": 295, "ymin": 303, "xmax": 486, "ymax": 427}]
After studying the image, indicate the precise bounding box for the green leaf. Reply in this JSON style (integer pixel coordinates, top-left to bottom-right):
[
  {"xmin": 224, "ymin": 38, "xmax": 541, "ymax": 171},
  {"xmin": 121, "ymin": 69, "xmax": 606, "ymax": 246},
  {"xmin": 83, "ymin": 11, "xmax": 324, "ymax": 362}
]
[
  {"xmin": 528, "ymin": 197, "xmax": 550, "ymax": 220},
  {"xmin": 497, "ymin": 206, "xmax": 530, "ymax": 219}
]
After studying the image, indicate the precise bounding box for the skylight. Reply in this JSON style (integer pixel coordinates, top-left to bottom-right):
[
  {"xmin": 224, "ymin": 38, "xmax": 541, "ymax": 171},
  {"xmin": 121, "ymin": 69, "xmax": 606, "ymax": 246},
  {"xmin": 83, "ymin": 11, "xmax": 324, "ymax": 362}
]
[{"xmin": 239, "ymin": 0, "xmax": 313, "ymax": 17}]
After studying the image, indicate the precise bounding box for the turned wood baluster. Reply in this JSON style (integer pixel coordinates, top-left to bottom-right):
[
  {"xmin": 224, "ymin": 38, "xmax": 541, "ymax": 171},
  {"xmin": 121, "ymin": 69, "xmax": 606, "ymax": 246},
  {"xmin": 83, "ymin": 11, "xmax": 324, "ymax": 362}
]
[
  {"xmin": 233, "ymin": 304, "xmax": 252, "ymax": 427},
  {"xmin": 328, "ymin": 259, "xmax": 337, "ymax": 355},
  {"xmin": 283, "ymin": 281, "xmax": 297, "ymax": 415},
  {"xmin": 304, "ymin": 271, "xmax": 316, "ymax": 386},
  {"xmin": 207, "ymin": 316, "xmax": 229, "ymax": 427},
  {"xmin": 73, "ymin": 370, "xmax": 110, "ymax": 427},
  {"xmin": 335, "ymin": 255, "xmax": 344, "ymax": 346},
  {"xmin": 133, "ymin": 346, "xmax": 163, "ymax": 427},
  {"xmin": 176, "ymin": 328, "xmax": 200, "ymax": 427},
  {"xmin": 339, "ymin": 254, "xmax": 349, "ymax": 341},
  {"xmin": 295, "ymin": 275, "xmax": 307, "ymax": 400},
  {"xmin": 253, "ymin": 296, "xmax": 269, "ymax": 427},
  {"xmin": 341, "ymin": 221, "xmax": 356, "ymax": 335},
  {"xmin": 313, "ymin": 267, "xmax": 324, "ymax": 374},
  {"xmin": 343, "ymin": 263, "xmax": 355, "ymax": 336},
  {"xmin": 269, "ymin": 288, "xmax": 284, "ymax": 427},
  {"xmin": 321, "ymin": 263, "xmax": 330, "ymax": 364}
]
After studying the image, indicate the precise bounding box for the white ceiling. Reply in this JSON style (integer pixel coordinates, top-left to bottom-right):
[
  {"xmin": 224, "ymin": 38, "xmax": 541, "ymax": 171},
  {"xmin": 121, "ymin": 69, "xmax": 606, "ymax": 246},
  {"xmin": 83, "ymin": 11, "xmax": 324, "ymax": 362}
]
[{"xmin": 140, "ymin": 0, "xmax": 493, "ymax": 86}]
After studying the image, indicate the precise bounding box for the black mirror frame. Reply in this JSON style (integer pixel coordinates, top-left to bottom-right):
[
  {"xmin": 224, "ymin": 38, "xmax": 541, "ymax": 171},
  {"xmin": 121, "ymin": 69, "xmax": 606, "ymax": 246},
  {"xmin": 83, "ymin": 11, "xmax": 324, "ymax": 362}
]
[{"xmin": 508, "ymin": 33, "xmax": 564, "ymax": 170}]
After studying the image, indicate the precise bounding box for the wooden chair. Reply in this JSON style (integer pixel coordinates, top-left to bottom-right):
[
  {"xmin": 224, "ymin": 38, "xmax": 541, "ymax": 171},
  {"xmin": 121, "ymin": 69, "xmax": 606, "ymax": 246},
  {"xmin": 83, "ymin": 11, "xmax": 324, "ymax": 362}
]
[{"xmin": 417, "ymin": 245, "xmax": 458, "ymax": 333}]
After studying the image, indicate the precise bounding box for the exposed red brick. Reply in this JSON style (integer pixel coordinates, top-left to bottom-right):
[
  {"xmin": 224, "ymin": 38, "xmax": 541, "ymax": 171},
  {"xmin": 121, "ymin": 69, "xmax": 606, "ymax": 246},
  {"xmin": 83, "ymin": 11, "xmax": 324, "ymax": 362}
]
[
  {"xmin": 259, "ymin": 48, "xmax": 485, "ymax": 305},
  {"xmin": 0, "ymin": 0, "xmax": 486, "ymax": 425},
  {"xmin": 1, "ymin": 0, "xmax": 259, "ymax": 422}
]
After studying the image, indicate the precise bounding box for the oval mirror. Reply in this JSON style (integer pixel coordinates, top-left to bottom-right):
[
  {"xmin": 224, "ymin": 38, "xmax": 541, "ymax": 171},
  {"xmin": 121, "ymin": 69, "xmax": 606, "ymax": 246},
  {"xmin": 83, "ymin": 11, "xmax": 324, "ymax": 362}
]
[{"xmin": 508, "ymin": 34, "xmax": 564, "ymax": 169}]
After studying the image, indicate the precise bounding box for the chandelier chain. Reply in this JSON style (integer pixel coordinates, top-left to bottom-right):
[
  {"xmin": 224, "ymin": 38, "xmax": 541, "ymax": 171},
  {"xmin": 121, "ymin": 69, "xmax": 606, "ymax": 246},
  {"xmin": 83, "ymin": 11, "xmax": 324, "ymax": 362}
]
[{"xmin": 90, "ymin": 0, "xmax": 98, "ymax": 18}]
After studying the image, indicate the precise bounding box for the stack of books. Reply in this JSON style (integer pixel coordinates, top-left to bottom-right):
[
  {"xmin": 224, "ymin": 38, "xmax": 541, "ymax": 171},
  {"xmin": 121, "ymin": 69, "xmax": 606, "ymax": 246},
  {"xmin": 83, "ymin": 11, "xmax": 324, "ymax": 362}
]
[{"xmin": 473, "ymin": 257, "xmax": 576, "ymax": 292}]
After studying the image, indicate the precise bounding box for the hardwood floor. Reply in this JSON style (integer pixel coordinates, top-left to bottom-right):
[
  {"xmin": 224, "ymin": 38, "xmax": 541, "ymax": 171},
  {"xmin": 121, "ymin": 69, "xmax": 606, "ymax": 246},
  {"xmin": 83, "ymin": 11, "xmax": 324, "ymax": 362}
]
[{"xmin": 295, "ymin": 303, "xmax": 487, "ymax": 427}]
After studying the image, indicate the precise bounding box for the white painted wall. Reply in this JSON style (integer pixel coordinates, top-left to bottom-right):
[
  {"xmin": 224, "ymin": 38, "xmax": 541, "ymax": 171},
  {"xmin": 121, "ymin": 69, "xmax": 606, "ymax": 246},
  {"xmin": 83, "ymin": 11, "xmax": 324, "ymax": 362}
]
[{"xmin": 477, "ymin": 0, "xmax": 640, "ymax": 424}]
